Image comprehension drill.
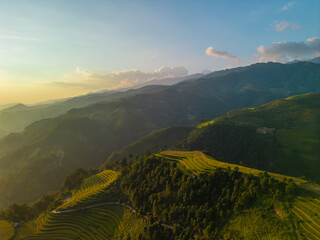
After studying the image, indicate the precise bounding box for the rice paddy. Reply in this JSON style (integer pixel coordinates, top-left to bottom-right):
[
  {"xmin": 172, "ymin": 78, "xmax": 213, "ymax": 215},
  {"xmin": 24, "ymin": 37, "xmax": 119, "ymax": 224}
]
[
  {"xmin": 157, "ymin": 150, "xmax": 307, "ymax": 186},
  {"xmin": 58, "ymin": 170, "xmax": 118, "ymax": 210},
  {"xmin": 157, "ymin": 150, "xmax": 320, "ymax": 239},
  {"xmin": 0, "ymin": 220, "xmax": 14, "ymax": 240},
  {"xmin": 292, "ymin": 196, "xmax": 320, "ymax": 240},
  {"xmin": 20, "ymin": 205, "xmax": 124, "ymax": 240}
]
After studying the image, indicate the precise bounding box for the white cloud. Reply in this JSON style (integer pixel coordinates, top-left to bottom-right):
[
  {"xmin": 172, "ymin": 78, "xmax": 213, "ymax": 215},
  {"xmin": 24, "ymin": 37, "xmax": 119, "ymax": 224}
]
[
  {"xmin": 205, "ymin": 46, "xmax": 241, "ymax": 62},
  {"xmin": 256, "ymin": 37, "xmax": 320, "ymax": 62},
  {"xmin": 281, "ymin": 1, "xmax": 295, "ymax": 10},
  {"xmin": 271, "ymin": 21, "xmax": 301, "ymax": 32},
  {"xmin": 51, "ymin": 66, "xmax": 188, "ymax": 90}
]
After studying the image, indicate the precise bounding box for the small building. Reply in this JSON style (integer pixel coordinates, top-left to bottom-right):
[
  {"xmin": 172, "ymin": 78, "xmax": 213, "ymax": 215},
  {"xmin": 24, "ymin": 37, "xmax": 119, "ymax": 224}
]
[{"xmin": 256, "ymin": 127, "xmax": 275, "ymax": 134}]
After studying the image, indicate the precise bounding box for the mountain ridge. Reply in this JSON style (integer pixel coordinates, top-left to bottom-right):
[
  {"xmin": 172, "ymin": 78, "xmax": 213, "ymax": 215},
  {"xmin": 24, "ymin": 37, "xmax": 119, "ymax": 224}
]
[{"xmin": 0, "ymin": 62, "xmax": 319, "ymax": 207}]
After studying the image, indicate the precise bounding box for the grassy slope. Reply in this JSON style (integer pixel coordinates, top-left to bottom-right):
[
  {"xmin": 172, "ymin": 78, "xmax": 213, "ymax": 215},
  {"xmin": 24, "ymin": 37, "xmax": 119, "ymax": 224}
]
[
  {"xmin": 292, "ymin": 195, "xmax": 320, "ymax": 240},
  {"xmin": 0, "ymin": 220, "xmax": 14, "ymax": 240},
  {"xmin": 58, "ymin": 170, "xmax": 118, "ymax": 210},
  {"xmin": 16, "ymin": 205, "xmax": 125, "ymax": 240},
  {"xmin": 13, "ymin": 169, "xmax": 126, "ymax": 240},
  {"xmin": 221, "ymin": 206, "xmax": 297, "ymax": 239},
  {"xmin": 13, "ymin": 148, "xmax": 320, "ymax": 239},
  {"xmin": 182, "ymin": 93, "xmax": 320, "ymax": 183},
  {"xmin": 157, "ymin": 150, "xmax": 320, "ymax": 239},
  {"xmin": 157, "ymin": 150, "xmax": 308, "ymax": 187}
]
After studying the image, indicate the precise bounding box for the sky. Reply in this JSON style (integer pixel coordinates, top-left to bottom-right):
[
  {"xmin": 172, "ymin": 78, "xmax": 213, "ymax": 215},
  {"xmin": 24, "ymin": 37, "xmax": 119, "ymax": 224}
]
[{"xmin": 0, "ymin": 0, "xmax": 319, "ymax": 105}]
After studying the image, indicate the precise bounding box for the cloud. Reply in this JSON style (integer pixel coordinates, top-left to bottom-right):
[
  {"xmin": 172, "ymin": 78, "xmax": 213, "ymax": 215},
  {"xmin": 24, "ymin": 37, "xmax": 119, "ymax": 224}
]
[
  {"xmin": 281, "ymin": 1, "xmax": 295, "ymax": 10},
  {"xmin": 50, "ymin": 66, "xmax": 188, "ymax": 90},
  {"xmin": 256, "ymin": 37, "xmax": 320, "ymax": 62},
  {"xmin": 205, "ymin": 46, "xmax": 241, "ymax": 62},
  {"xmin": 271, "ymin": 21, "xmax": 301, "ymax": 32}
]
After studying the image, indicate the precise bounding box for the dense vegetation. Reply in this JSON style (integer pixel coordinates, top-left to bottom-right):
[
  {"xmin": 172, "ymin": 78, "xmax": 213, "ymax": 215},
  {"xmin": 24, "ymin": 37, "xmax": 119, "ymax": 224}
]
[
  {"xmin": 120, "ymin": 156, "xmax": 297, "ymax": 239},
  {"xmin": 180, "ymin": 93, "xmax": 320, "ymax": 183},
  {"xmin": 2, "ymin": 151, "xmax": 320, "ymax": 239}
]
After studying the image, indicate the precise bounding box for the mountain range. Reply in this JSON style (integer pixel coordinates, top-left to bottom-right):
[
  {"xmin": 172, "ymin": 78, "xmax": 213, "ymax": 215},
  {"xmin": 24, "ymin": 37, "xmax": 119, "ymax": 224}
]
[{"xmin": 0, "ymin": 61, "xmax": 319, "ymax": 208}]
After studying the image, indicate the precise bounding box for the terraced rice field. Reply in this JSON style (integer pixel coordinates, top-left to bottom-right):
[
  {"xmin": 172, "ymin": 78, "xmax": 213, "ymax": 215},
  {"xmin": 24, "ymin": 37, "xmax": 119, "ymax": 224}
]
[
  {"xmin": 0, "ymin": 220, "xmax": 14, "ymax": 240},
  {"xmin": 21, "ymin": 205, "xmax": 124, "ymax": 240},
  {"xmin": 196, "ymin": 120, "xmax": 214, "ymax": 128},
  {"xmin": 157, "ymin": 151, "xmax": 308, "ymax": 186},
  {"xmin": 292, "ymin": 196, "xmax": 320, "ymax": 240},
  {"xmin": 58, "ymin": 170, "xmax": 118, "ymax": 210}
]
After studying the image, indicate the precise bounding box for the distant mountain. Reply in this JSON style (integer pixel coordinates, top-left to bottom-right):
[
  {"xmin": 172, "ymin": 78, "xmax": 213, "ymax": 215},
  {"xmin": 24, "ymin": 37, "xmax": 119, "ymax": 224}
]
[
  {"xmin": 0, "ymin": 85, "xmax": 167, "ymax": 134},
  {"xmin": 0, "ymin": 128, "xmax": 6, "ymax": 139},
  {"xmin": 0, "ymin": 103, "xmax": 18, "ymax": 111},
  {"xmin": 309, "ymin": 56, "xmax": 320, "ymax": 63},
  {"xmin": 131, "ymin": 73, "xmax": 204, "ymax": 89},
  {"xmin": 1, "ymin": 103, "xmax": 28, "ymax": 112},
  {"xmin": 0, "ymin": 61, "xmax": 319, "ymax": 207},
  {"xmin": 105, "ymin": 126, "xmax": 193, "ymax": 166},
  {"xmin": 288, "ymin": 56, "xmax": 320, "ymax": 64}
]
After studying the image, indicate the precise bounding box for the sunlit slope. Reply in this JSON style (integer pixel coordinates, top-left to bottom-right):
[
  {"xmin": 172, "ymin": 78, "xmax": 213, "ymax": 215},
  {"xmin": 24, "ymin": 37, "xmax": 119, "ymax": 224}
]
[
  {"xmin": 58, "ymin": 170, "xmax": 118, "ymax": 210},
  {"xmin": 292, "ymin": 196, "xmax": 320, "ymax": 240},
  {"xmin": 0, "ymin": 220, "xmax": 14, "ymax": 240},
  {"xmin": 20, "ymin": 205, "xmax": 124, "ymax": 240},
  {"xmin": 157, "ymin": 150, "xmax": 307, "ymax": 185},
  {"xmin": 157, "ymin": 150, "xmax": 320, "ymax": 239},
  {"xmin": 182, "ymin": 93, "xmax": 320, "ymax": 182}
]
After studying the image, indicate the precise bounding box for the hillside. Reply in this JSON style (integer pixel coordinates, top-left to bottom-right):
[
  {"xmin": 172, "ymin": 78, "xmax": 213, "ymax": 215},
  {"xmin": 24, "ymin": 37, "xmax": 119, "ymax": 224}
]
[
  {"xmin": 105, "ymin": 126, "xmax": 193, "ymax": 165},
  {"xmin": 0, "ymin": 62, "xmax": 320, "ymax": 208},
  {"xmin": 180, "ymin": 93, "xmax": 320, "ymax": 183},
  {"xmin": 5, "ymin": 151, "xmax": 320, "ymax": 239},
  {"xmin": 0, "ymin": 220, "xmax": 14, "ymax": 240}
]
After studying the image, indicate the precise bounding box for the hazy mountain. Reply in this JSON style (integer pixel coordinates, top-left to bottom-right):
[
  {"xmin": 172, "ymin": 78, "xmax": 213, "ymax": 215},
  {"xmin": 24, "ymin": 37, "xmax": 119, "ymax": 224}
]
[
  {"xmin": 0, "ymin": 61, "xmax": 319, "ymax": 207},
  {"xmin": 288, "ymin": 56, "xmax": 320, "ymax": 64},
  {"xmin": 0, "ymin": 103, "xmax": 18, "ymax": 111},
  {"xmin": 105, "ymin": 126, "xmax": 193, "ymax": 166},
  {"xmin": 0, "ymin": 128, "xmax": 6, "ymax": 139},
  {"xmin": 0, "ymin": 85, "xmax": 167, "ymax": 134},
  {"xmin": 131, "ymin": 73, "xmax": 204, "ymax": 89}
]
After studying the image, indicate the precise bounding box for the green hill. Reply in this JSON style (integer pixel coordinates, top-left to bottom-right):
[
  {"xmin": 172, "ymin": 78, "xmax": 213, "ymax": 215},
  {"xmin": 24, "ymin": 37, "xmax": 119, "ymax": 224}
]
[
  {"xmin": 156, "ymin": 150, "xmax": 320, "ymax": 239},
  {"xmin": 0, "ymin": 62, "xmax": 320, "ymax": 208},
  {"xmin": 3, "ymin": 149, "xmax": 320, "ymax": 239},
  {"xmin": 180, "ymin": 93, "xmax": 320, "ymax": 183}
]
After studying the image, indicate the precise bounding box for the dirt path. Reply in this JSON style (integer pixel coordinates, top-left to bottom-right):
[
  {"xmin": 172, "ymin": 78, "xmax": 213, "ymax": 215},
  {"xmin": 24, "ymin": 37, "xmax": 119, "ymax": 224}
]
[{"xmin": 52, "ymin": 201, "xmax": 173, "ymax": 229}]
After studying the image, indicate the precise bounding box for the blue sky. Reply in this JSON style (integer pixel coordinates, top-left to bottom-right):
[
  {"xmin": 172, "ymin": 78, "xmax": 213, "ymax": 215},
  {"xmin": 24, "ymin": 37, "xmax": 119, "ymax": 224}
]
[{"xmin": 0, "ymin": 0, "xmax": 319, "ymax": 104}]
